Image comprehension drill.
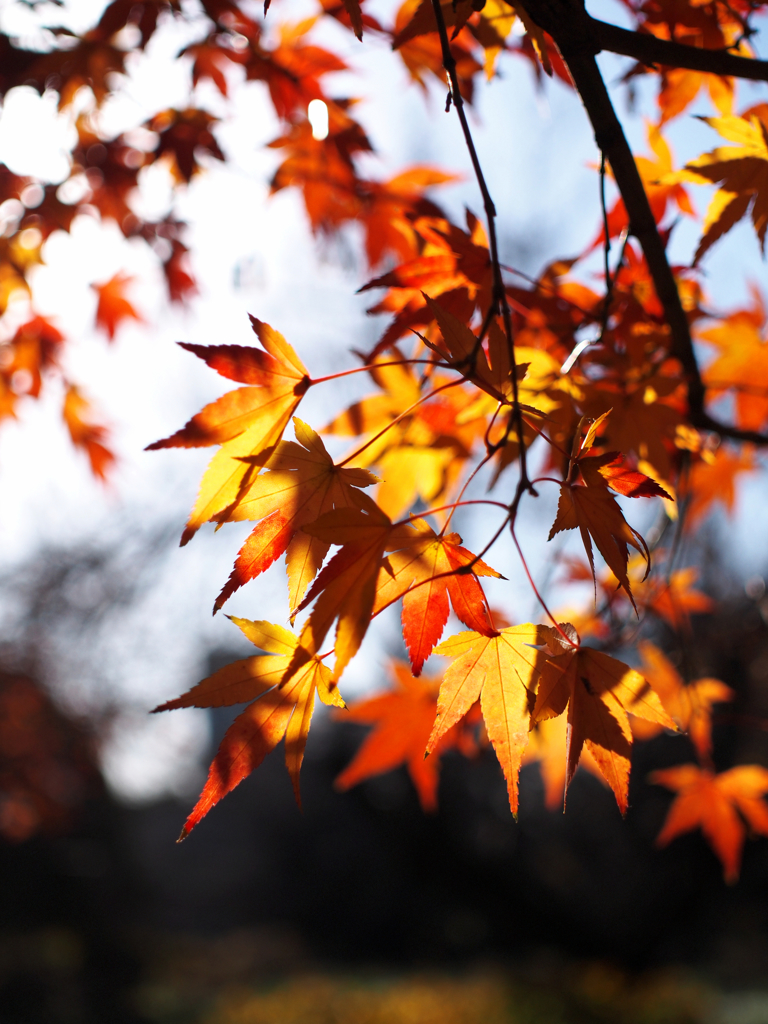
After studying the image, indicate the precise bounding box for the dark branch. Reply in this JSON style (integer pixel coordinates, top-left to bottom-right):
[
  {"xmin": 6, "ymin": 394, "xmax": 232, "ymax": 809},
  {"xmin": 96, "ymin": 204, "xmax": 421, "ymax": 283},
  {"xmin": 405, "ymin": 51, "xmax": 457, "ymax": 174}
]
[
  {"xmin": 591, "ymin": 16, "xmax": 768, "ymax": 82},
  {"xmin": 520, "ymin": 0, "xmax": 768, "ymax": 447}
]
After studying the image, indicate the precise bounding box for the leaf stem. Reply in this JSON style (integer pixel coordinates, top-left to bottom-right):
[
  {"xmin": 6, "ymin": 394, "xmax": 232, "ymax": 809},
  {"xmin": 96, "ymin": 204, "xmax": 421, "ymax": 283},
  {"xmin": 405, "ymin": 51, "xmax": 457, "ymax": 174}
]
[
  {"xmin": 510, "ymin": 526, "xmax": 578, "ymax": 646},
  {"xmin": 308, "ymin": 358, "xmax": 444, "ymax": 386},
  {"xmin": 335, "ymin": 377, "xmax": 467, "ymax": 468}
]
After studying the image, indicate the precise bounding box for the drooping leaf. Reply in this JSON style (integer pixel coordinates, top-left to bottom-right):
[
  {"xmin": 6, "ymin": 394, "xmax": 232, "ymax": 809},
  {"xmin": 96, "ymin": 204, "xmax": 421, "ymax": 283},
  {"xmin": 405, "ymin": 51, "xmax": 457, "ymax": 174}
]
[
  {"xmin": 548, "ymin": 482, "xmax": 649, "ymax": 610},
  {"xmin": 548, "ymin": 415, "xmax": 665, "ymax": 608},
  {"xmin": 531, "ymin": 626, "xmax": 676, "ymax": 812}
]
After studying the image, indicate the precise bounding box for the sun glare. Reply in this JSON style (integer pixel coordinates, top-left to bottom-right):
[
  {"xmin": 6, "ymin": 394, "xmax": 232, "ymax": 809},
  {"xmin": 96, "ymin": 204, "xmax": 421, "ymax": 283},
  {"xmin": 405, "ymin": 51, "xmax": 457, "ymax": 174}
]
[{"xmin": 308, "ymin": 98, "xmax": 329, "ymax": 141}]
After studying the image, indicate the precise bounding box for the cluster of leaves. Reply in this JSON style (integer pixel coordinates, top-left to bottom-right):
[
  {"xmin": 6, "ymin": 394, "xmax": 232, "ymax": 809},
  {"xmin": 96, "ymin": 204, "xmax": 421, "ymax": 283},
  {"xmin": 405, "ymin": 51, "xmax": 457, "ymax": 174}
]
[{"xmin": 5, "ymin": 0, "xmax": 768, "ymax": 881}]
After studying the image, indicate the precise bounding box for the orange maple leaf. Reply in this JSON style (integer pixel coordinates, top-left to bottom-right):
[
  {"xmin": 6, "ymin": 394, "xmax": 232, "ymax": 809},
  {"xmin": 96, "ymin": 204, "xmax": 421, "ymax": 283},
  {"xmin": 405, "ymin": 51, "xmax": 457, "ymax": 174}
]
[
  {"xmin": 683, "ymin": 443, "xmax": 757, "ymax": 526},
  {"xmin": 699, "ymin": 288, "xmax": 768, "ymax": 432},
  {"xmin": 638, "ymin": 564, "xmax": 715, "ymax": 630},
  {"xmin": 154, "ymin": 618, "xmax": 344, "ymax": 837},
  {"xmin": 372, "ymin": 516, "xmax": 501, "ymax": 675},
  {"xmin": 652, "ymin": 764, "xmax": 768, "ymax": 882},
  {"xmin": 335, "ymin": 661, "xmax": 477, "ymax": 811},
  {"xmin": 392, "ymin": 0, "xmax": 482, "ymax": 101},
  {"xmin": 91, "ymin": 272, "xmax": 142, "ymax": 340},
  {"xmin": 548, "ymin": 414, "xmax": 667, "ymax": 608},
  {"xmin": 427, "ymin": 624, "xmax": 557, "ymax": 814},
  {"xmin": 295, "ymin": 493, "xmax": 421, "ymax": 680},
  {"xmin": 212, "ymin": 418, "xmax": 377, "ymax": 613},
  {"xmin": 636, "ymin": 642, "xmax": 733, "ymax": 760},
  {"xmin": 62, "ymin": 384, "xmax": 114, "ymax": 481},
  {"xmin": 147, "ymin": 317, "xmax": 311, "ymax": 545},
  {"xmin": 531, "ymin": 625, "xmax": 675, "ymax": 812}
]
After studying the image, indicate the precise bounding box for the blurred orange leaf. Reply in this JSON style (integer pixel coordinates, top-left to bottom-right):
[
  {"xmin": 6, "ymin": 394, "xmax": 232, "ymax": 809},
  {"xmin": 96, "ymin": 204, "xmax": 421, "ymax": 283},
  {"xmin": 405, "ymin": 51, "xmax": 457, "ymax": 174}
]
[
  {"xmin": 91, "ymin": 272, "xmax": 142, "ymax": 340},
  {"xmin": 652, "ymin": 764, "xmax": 768, "ymax": 882}
]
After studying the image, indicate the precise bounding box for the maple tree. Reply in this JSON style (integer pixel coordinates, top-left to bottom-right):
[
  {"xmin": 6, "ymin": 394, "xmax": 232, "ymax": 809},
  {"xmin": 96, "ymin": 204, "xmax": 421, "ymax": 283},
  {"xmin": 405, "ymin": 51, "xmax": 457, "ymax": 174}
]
[{"xmin": 5, "ymin": 0, "xmax": 768, "ymax": 884}]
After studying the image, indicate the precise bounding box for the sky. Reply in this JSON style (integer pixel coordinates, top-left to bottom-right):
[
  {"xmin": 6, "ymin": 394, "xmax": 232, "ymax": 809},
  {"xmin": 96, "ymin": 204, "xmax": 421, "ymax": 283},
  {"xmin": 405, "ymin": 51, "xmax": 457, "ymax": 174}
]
[{"xmin": 0, "ymin": 0, "xmax": 765, "ymax": 802}]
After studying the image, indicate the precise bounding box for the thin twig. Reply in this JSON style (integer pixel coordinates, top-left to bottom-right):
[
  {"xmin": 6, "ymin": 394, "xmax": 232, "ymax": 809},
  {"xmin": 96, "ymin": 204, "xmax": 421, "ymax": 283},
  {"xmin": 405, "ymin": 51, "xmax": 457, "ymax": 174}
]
[{"xmin": 429, "ymin": 0, "xmax": 532, "ymax": 492}]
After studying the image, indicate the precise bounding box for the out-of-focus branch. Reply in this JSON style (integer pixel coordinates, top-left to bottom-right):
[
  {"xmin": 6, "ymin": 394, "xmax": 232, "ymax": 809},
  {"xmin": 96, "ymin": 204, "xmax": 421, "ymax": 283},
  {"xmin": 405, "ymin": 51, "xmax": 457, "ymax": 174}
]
[{"xmin": 591, "ymin": 17, "xmax": 768, "ymax": 82}]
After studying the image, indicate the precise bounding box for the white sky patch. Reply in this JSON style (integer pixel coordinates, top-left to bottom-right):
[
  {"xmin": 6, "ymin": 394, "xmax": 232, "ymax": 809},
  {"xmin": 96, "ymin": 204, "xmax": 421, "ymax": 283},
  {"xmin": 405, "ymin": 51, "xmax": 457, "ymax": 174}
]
[{"xmin": 0, "ymin": 86, "xmax": 76, "ymax": 182}]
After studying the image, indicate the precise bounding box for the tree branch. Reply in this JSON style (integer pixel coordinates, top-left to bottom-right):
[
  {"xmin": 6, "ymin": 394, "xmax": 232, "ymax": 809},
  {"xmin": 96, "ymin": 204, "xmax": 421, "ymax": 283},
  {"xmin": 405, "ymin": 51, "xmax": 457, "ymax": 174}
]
[
  {"xmin": 520, "ymin": 0, "xmax": 768, "ymax": 447},
  {"xmin": 591, "ymin": 16, "xmax": 768, "ymax": 82}
]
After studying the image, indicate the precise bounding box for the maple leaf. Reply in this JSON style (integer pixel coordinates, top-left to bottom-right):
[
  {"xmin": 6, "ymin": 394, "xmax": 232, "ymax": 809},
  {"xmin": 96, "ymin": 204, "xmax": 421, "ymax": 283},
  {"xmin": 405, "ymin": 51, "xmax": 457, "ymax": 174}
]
[
  {"xmin": 213, "ymin": 418, "xmax": 377, "ymax": 613},
  {"xmin": 361, "ymin": 213, "xmax": 493, "ymax": 355},
  {"xmin": 295, "ymin": 493, "xmax": 421, "ymax": 680},
  {"xmin": 335, "ymin": 661, "xmax": 476, "ymax": 811},
  {"xmin": 424, "ymin": 296, "xmax": 515, "ymax": 402},
  {"xmin": 670, "ymin": 112, "xmax": 768, "ymax": 262},
  {"xmin": 268, "ymin": 116, "xmax": 371, "ymax": 237},
  {"xmin": 651, "ymin": 764, "xmax": 768, "ymax": 882},
  {"xmin": 161, "ymin": 237, "xmax": 198, "ymax": 304},
  {"xmin": 427, "ymin": 624, "xmax": 559, "ymax": 814},
  {"xmin": 182, "ymin": 38, "xmax": 241, "ymax": 96},
  {"xmin": 698, "ymin": 289, "xmax": 768, "ymax": 432},
  {"xmin": 147, "ymin": 318, "xmax": 311, "ymax": 545},
  {"xmin": 523, "ymin": 713, "xmax": 605, "ymax": 810},
  {"xmin": 684, "ymin": 443, "xmax": 757, "ymax": 526},
  {"xmin": 324, "ymin": 354, "xmax": 483, "ymax": 519},
  {"xmin": 91, "ymin": 273, "xmax": 142, "ymax": 340},
  {"xmin": 372, "ymin": 516, "xmax": 501, "ymax": 675},
  {"xmin": 548, "ymin": 415, "xmax": 667, "ymax": 608},
  {"xmin": 392, "ymin": 0, "xmax": 482, "ymax": 102},
  {"xmin": 62, "ymin": 384, "xmax": 115, "ymax": 481},
  {"xmin": 637, "ymin": 641, "xmax": 733, "ymax": 760},
  {"xmin": 0, "ymin": 316, "xmax": 64, "ymax": 406},
  {"xmin": 360, "ymin": 167, "xmax": 456, "ymax": 270},
  {"xmin": 624, "ymin": 0, "xmax": 745, "ymax": 123},
  {"xmin": 150, "ymin": 108, "xmax": 225, "ymax": 183},
  {"xmin": 531, "ymin": 625, "xmax": 676, "ymax": 812},
  {"xmin": 248, "ymin": 24, "xmax": 348, "ymax": 122},
  {"xmin": 154, "ymin": 617, "xmax": 344, "ymax": 837},
  {"xmin": 639, "ymin": 564, "xmax": 715, "ymax": 630}
]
